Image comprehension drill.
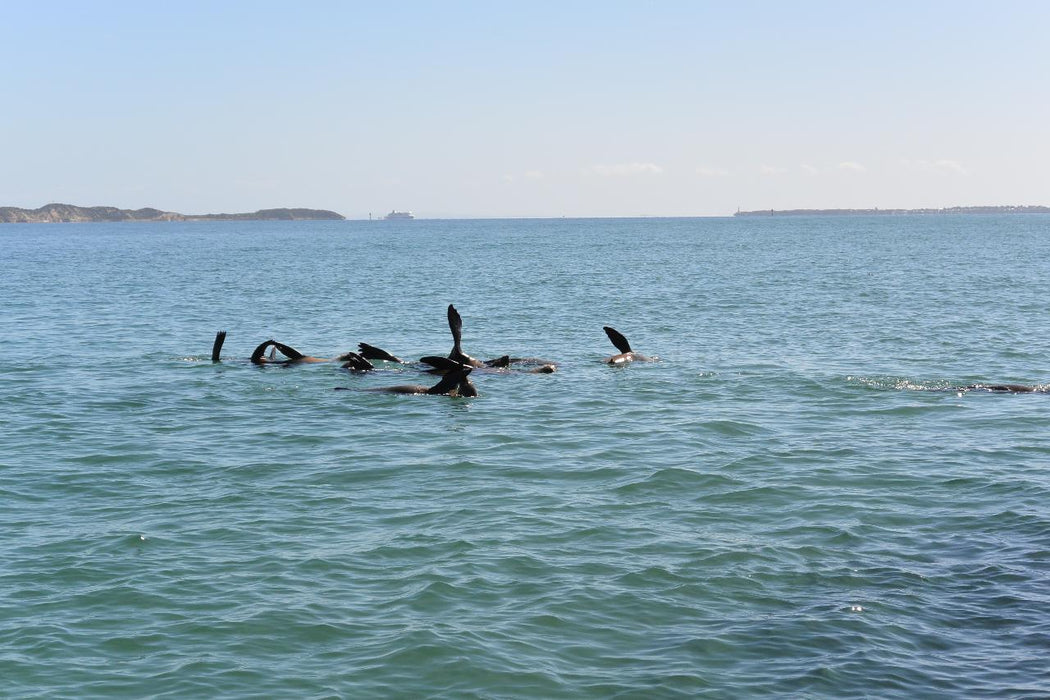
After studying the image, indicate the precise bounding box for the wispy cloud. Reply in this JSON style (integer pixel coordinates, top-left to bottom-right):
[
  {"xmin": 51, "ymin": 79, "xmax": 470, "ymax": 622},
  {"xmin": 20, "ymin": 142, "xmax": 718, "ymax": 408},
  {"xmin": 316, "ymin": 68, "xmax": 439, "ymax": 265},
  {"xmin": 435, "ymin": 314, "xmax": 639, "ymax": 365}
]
[
  {"xmin": 503, "ymin": 170, "xmax": 545, "ymax": 183},
  {"xmin": 759, "ymin": 165, "xmax": 787, "ymax": 176},
  {"xmin": 800, "ymin": 163, "xmax": 819, "ymax": 175},
  {"xmin": 902, "ymin": 159, "xmax": 969, "ymax": 175},
  {"xmin": 585, "ymin": 163, "xmax": 664, "ymax": 177},
  {"xmin": 837, "ymin": 161, "xmax": 867, "ymax": 172},
  {"xmin": 696, "ymin": 166, "xmax": 729, "ymax": 177}
]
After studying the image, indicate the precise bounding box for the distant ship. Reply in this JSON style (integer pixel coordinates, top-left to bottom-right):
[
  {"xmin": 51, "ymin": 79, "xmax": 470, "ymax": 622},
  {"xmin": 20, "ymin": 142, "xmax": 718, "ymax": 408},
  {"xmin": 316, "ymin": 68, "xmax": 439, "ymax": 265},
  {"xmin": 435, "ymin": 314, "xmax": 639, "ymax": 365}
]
[{"xmin": 384, "ymin": 210, "xmax": 415, "ymax": 220}]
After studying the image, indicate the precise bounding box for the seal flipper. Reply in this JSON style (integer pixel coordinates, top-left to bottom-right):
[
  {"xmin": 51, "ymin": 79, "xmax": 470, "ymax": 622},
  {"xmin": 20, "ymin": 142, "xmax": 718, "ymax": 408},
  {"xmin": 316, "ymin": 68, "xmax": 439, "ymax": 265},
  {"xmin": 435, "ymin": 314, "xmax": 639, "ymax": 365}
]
[
  {"xmin": 341, "ymin": 352, "xmax": 375, "ymax": 372},
  {"xmin": 446, "ymin": 304, "xmax": 484, "ymax": 367},
  {"xmin": 420, "ymin": 355, "xmax": 464, "ymax": 372},
  {"xmin": 251, "ymin": 339, "xmax": 276, "ymax": 364},
  {"xmin": 448, "ymin": 304, "xmax": 464, "ymax": 355},
  {"xmin": 357, "ymin": 343, "xmax": 404, "ymax": 363},
  {"xmin": 456, "ymin": 373, "xmax": 479, "ymax": 397},
  {"xmin": 603, "ymin": 326, "xmax": 633, "ymax": 354},
  {"xmin": 272, "ymin": 341, "xmax": 305, "ymax": 361},
  {"xmin": 427, "ymin": 366, "xmax": 472, "ymax": 395},
  {"xmin": 211, "ymin": 330, "xmax": 227, "ymax": 363}
]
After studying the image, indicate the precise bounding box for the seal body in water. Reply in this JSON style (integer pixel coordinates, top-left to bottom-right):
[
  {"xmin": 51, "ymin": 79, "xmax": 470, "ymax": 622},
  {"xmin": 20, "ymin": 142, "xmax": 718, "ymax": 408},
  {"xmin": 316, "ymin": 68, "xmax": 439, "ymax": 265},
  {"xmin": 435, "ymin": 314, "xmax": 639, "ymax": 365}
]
[
  {"xmin": 964, "ymin": 383, "xmax": 1046, "ymax": 393},
  {"xmin": 210, "ymin": 333, "xmax": 358, "ymax": 365},
  {"xmin": 430, "ymin": 304, "xmax": 557, "ymax": 371},
  {"xmin": 365, "ymin": 364, "xmax": 477, "ymax": 396}
]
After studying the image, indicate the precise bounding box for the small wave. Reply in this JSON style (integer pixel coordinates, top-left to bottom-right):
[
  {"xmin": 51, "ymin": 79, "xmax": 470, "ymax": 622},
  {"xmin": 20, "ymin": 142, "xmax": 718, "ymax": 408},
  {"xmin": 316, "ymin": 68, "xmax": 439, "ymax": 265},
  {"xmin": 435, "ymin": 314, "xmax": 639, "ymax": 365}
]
[{"xmin": 846, "ymin": 375, "xmax": 958, "ymax": 392}]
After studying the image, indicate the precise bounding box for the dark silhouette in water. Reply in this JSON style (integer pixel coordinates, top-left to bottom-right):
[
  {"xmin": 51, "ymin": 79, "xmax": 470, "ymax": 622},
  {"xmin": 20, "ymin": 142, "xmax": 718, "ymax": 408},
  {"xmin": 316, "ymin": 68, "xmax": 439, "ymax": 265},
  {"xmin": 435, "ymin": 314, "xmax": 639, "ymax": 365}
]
[
  {"xmin": 603, "ymin": 326, "xmax": 654, "ymax": 364},
  {"xmin": 207, "ymin": 335, "xmax": 360, "ymax": 365},
  {"xmin": 337, "ymin": 363, "xmax": 477, "ymax": 396},
  {"xmin": 421, "ymin": 353, "xmax": 556, "ymax": 375},
  {"xmin": 211, "ymin": 331, "xmax": 227, "ymax": 362},
  {"xmin": 339, "ymin": 352, "xmax": 376, "ymax": 372},
  {"xmin": 446, "ymin": 304, "xmax": 486, "ymax": 368},
  {"xmin": 962, "ymin": 383, "xmax": 1047, "ymax": 393},
  {"xmin": 357, "ymin": 342, "xmax": 405, "ymax": 363},
  {"xmin": 250, "ymin": 339, "xmax": 332, "ymax": 365},
  {"xmin": 423, "ymin": 304, "xmax": 557, "ymax": 372}
]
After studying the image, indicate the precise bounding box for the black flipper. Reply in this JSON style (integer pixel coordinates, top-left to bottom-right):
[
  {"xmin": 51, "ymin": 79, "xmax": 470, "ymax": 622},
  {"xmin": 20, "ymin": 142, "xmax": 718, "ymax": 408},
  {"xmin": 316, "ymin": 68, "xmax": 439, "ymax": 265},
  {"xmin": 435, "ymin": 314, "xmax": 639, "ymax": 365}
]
[
  {"xmin": 272, "ymin": 342, "xmax": 305, "ymax": 360},
  {"xmin": 420, "ymin": 356, "xmax": 464, "ymax": 372},
  {"xmin": 448, "ymin": 304, "xmax": 464, "ymax": 356},
  {"xmin": 603, "ymin": 326, "xmax": 633, "ymax": 354},
  {"xmin": 456, "ymin": 374, "xmax": 479, "ymax": 397},
  {"xmin": 358, "ymin": 343, "xmax": 404, "ymax": 363},
  {"xmin": 251, "ymin": 339, "xmax": 276, "ymax": 364},
  {"xmin": 341, "ymin": 352, "xmax": 375, "ymax": 371},
  {"xmin": 211, "ymin": 330, "xmax": 227, "ymax": 363},
  {"xmin": 426, "ymin": 366, "xmax": 472, "ymax": 395}
]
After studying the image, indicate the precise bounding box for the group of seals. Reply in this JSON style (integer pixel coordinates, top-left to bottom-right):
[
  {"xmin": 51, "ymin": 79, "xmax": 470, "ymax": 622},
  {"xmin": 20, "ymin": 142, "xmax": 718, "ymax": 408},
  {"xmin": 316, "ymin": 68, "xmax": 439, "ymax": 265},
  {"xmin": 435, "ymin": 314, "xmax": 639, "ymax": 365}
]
[
  {"xmin": 209, "ymin": 304, "xmax": 631, "ymax": 397},
  {"xmin": 211, "ymin": 309, "xmax": 1046, "ymax": 396}
]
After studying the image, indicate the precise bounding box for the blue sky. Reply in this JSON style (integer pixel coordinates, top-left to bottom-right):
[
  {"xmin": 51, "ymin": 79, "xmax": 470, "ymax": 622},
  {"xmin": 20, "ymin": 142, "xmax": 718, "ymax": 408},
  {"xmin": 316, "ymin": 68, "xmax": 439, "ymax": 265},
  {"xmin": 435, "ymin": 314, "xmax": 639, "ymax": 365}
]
[{"xmin": 2, "ymin": 1, "xmax": 1047, "ymax": 217}]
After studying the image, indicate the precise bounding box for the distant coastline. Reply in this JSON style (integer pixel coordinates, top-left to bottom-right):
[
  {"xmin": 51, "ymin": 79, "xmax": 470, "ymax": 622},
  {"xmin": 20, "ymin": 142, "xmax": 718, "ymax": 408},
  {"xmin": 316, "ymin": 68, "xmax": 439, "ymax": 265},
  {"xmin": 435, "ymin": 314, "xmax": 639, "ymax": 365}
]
[
  {"xmin": 0, "ymin": 203, "xmax": 345, "ymax": 223},
  {"xmin": 734, "ymin": 205, "xmax": 1050, "ymax": 217}
]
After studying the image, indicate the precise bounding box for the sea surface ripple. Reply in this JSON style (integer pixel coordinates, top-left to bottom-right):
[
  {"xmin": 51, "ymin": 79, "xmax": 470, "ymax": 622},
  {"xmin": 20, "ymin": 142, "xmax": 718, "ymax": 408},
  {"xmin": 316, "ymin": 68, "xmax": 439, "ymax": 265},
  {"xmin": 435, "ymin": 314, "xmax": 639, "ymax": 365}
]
[{"xmin": 1, "ymin": 216, "xmax": 1049, "ymax": 697}]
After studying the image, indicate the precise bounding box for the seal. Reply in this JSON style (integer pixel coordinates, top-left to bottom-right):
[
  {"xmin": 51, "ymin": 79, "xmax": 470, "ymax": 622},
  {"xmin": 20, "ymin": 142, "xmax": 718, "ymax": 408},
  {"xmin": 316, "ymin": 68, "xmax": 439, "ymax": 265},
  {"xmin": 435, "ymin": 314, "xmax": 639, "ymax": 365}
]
[
  {"xmin": 357, "ymin": 342, "xmax": 405, "ymax": 363},
  {"xmin": 340, "ymin": 352, "xmax": 376, "ymax": 372},
  {"xmin": 603, "ymin": 326, "xmax": 654, "ymax": 364},
  {"xmin": 434, "ymin": 304, "xmax": 556, "ymax": 372},
  {"xmin": 963, "ymin": 383, "xmax": 1046, "ymax": 393},
  {"xmin": 421, "ymin": 354, "xmax": 555, "ymax": 375},
  {"xmin": 249, "ymin": 339, "xmax": 361, "ymax": 365},
  {"xmin": 364, "ymin": 364, "xmax": 477, "ymax": 396},
  {"xmin": 446, "ymin": 304, "xmax": 486, "ymax": 367}
]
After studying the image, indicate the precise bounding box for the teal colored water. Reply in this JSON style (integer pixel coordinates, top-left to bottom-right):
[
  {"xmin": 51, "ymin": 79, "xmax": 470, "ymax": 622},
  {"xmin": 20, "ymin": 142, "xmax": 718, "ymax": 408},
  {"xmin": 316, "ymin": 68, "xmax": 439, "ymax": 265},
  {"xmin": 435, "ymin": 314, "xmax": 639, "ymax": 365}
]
[{"xmin": 2, "ymin": 216, "xmax": 1049, "ymax": 697}]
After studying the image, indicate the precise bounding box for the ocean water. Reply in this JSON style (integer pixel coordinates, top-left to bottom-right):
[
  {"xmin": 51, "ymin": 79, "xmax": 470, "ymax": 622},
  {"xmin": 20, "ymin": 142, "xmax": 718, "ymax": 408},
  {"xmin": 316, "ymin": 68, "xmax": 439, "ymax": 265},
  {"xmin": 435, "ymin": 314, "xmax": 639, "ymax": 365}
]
[{"xmin": 1, "ymin": 215, "xmax": 1049, "ymax": 698}]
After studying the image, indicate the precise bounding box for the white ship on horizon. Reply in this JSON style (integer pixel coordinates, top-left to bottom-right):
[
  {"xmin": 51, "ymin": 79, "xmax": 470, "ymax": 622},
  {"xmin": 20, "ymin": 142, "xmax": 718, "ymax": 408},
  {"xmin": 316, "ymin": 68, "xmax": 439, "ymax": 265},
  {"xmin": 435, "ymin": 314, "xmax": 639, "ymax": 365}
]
[{"xmin": 384, "ymin": 210, "xmax": 414, "ymax": 220}]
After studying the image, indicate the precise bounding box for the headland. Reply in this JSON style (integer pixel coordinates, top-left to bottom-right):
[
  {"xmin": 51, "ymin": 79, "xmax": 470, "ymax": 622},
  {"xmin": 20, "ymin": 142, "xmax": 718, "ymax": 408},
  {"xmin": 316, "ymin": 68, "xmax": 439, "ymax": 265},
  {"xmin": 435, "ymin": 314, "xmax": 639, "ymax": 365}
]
[
  {"xmin": 0, "ymin": 203, "xmax": 345, "ymax": 223},
  {"xmin": 734, "ymin": 205, "xmax": 1050, "ymax": 217}
]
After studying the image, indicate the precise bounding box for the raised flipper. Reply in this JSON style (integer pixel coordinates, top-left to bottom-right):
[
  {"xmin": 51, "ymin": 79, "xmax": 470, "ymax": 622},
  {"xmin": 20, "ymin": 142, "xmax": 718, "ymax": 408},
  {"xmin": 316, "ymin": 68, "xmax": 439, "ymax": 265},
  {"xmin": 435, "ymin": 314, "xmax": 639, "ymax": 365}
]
[
  {"xmin": 446, "ymin": 304, "xmax": 484, "ymax": 367},
  {"xmin": 603, "ymin": 326, "xmax": 633, "ymax": 354},
  {"xmin": 420, "ymin": 356, "xmax": 465, "ymax": 373},
  {"xmin": 448, "ymin": 304, "xmax": 464, "ymax": 354},
  {"xmin": 358, "ymin": 343, "xmax": 404, "ymax": 363},
  {"xmin": 251, "ymin": 339, "xmax": 276, "ymax": 364},
  {"xmin": 211, "ymin": 330, "xmax": 227, "ymax": 363},
  {"xmin": 272, "ymin": 341, "xmax": 305, "ymax": 361},
  {"xmin": 426, "ymin": 365, "xmax": 473, "ymax": 395},
  {"xmin": 341, "ymin": 352, "xmax": 376, "ymax": 372}
]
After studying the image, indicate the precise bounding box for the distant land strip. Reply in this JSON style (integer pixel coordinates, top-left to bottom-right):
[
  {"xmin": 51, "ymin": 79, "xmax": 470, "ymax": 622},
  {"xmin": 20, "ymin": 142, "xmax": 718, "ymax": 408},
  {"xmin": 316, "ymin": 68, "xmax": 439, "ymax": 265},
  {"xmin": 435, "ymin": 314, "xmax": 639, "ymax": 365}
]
[
  {"xmin": 0, "ymin": 203, "xmax": 345, "ymax": 223},
  {"xmin": 734, "ymin": 205, "xmax": 1050, "ymax": 217}
]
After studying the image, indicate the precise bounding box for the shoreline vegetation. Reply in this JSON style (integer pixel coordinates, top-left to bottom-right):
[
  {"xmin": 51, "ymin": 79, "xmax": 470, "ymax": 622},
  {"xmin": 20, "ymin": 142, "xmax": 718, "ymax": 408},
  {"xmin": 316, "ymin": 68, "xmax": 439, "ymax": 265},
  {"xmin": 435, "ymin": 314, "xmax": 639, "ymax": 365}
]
[
  {"xmin": 0, "ymin": 203, "xmax": 345, "ymax": 223},
  {"xmin": 734, "ymin": 205, "xmax": 1050, "ymax": 217}
]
